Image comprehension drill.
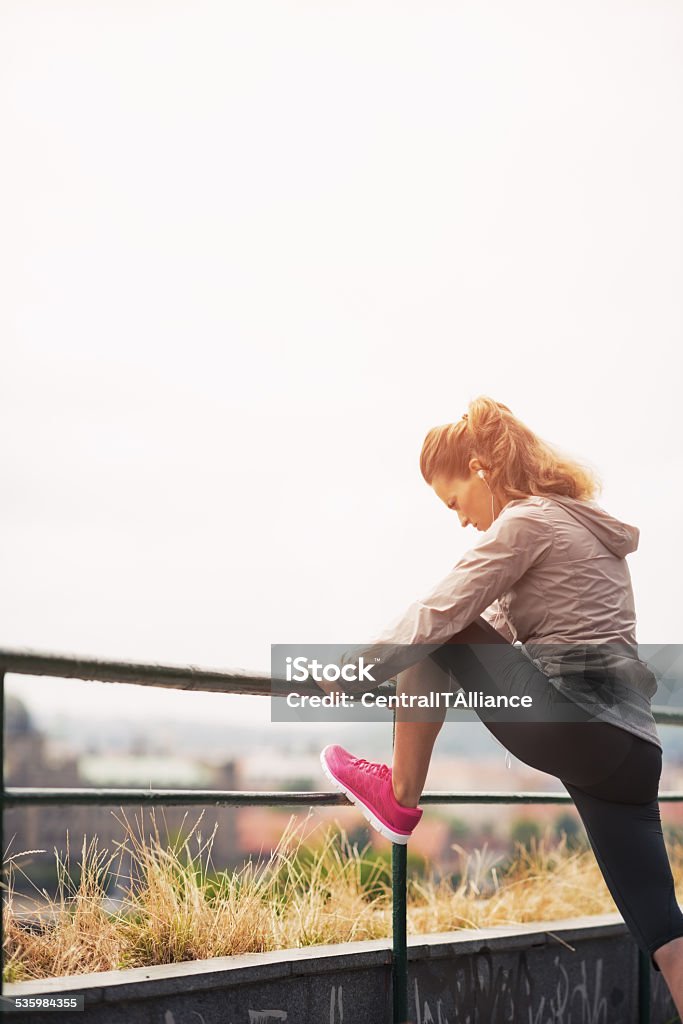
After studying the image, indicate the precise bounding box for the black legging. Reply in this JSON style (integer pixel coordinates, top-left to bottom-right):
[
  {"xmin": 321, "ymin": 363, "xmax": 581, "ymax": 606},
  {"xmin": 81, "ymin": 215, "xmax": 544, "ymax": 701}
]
[{"xmin": 425, "ymin": 615, "xmax": 683, "ymax": 972}]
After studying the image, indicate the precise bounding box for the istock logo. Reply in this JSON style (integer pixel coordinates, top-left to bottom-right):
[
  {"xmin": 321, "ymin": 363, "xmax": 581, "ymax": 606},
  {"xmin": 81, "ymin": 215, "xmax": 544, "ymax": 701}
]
[{"xmin": 285, "ymin": 656, "xmax": 377, "ymax": 684}]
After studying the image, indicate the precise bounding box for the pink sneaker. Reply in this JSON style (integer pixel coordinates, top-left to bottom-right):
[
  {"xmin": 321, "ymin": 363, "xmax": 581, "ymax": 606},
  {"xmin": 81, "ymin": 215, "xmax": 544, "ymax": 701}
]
[{"xmin": 320, "ymin": 744, "xmax": 423, "ymax": 844}]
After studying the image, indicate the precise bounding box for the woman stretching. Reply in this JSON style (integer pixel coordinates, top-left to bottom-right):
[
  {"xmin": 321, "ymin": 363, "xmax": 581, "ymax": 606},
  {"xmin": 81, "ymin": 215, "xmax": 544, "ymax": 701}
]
[{"xmin": 319, "ymin": 396, "xmax": 683, "ymax": 1012}]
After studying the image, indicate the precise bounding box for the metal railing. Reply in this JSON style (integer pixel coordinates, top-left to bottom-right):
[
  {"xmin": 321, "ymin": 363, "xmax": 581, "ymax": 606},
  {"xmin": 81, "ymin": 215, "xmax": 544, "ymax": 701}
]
[{"xmin": 2, "ymin": 646, "xmax": 683, "ymax": 1024}]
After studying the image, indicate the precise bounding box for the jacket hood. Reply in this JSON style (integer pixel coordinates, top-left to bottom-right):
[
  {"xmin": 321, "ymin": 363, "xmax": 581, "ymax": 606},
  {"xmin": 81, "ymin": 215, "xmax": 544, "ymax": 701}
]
[{"xmin": 541, "ymin": 494, "xmax": 640, "ymax": 557}]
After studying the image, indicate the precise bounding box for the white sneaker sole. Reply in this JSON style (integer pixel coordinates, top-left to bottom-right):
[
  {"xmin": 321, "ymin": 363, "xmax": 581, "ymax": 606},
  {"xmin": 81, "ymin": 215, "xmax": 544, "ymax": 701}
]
[{"xmin": 319, "ymin": 746, "xmax": 413, "ymax": 845}]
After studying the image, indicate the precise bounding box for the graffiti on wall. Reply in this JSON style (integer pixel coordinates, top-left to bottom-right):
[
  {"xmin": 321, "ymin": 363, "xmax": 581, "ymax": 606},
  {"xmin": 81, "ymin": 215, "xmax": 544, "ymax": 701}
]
[
  {"xmin": 162, "ymin": 985, "xmax": 342, "ymax": 1023},
  {"xmin": 159, "ymin": 949, "xmax": 676, "ymax": 1023},
  {"xmin": 414, "ymin": 950, "xmax": 626, "ymax": 1024}
]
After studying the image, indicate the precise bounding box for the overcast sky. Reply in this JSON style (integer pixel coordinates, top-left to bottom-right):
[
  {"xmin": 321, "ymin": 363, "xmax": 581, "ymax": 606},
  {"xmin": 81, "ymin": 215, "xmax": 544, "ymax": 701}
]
[{"xmin": 1, "ymin": 0, "xmax": 681, "ymax": 731}]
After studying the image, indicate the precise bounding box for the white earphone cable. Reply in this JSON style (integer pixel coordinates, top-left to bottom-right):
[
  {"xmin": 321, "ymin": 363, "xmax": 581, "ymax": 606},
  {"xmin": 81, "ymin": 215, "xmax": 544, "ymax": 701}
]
[{"xmin": 479, "ymin": 468, "xmax": 513, "ymax": 770}]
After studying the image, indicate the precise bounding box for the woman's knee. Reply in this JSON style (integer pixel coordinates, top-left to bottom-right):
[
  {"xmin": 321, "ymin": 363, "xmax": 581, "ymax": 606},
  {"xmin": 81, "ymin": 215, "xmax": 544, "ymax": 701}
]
[
  {"xmin": 442, "ymin": 616, "xmax": 512, "ymax": 648},
  {"xmin": 398, "ymin": 656, "xmax": 452, "ymax": 695}
]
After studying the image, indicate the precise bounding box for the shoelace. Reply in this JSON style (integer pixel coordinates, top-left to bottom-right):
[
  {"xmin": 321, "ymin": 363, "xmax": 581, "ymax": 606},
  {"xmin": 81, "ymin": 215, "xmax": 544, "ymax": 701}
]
[{"xmin": 353, "ymin": 758, "xmax": 391, "ymax": 781}]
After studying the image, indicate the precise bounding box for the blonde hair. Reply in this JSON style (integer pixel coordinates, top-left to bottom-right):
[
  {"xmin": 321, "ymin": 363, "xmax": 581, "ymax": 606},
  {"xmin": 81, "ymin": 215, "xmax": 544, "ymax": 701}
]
[{"xmin": 419, "ymin": 396, "xmax": 602, "ymax": 502}]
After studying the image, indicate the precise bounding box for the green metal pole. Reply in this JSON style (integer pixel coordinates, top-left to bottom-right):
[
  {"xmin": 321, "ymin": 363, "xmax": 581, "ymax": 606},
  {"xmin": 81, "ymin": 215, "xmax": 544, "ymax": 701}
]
[
  {"xmin": 392, "ymin": 842, "xmax": 408, "ymax": 1024},
  {"xmin": 391, "ymin": 710, "xmax": 408, "ymax": 1024},
  {"xmin": 638, "ymin": 949, "xmax": 651, "ymax": 1024}
]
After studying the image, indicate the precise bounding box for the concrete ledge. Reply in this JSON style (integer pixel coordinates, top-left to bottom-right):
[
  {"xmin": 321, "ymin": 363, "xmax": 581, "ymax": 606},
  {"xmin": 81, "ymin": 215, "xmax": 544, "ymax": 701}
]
[{"xmin": 2, "ymin": 914, "xmax": 678, "ymax": 1023}]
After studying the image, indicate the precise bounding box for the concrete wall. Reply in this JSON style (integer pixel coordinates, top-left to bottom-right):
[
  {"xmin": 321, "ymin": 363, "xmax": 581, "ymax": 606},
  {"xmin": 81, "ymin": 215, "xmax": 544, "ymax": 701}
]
[{"xmin": 2, "ymin": 913, "xmax": 679, "ymax": 1023}]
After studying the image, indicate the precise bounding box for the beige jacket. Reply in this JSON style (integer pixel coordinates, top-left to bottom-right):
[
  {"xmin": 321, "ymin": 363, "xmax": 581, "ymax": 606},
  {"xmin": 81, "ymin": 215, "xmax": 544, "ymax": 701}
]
[{"xmin": 357, "ymin": 494, "xmax": 661, "ymax": 747}]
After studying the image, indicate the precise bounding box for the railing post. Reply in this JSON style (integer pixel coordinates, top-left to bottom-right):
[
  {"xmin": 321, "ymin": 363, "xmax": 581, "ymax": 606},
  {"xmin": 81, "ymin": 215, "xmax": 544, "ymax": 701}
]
[
  {"xmin": 392, "ymin": 843, "xmax": 408, "ymax": 1023},
  {"xmin": 391, "ymin": 709, "xmax": 409, "ymax": 1024},
  {"xmin": 638, "ymin": 949, "xmax": 651, "ymax": 1023}
]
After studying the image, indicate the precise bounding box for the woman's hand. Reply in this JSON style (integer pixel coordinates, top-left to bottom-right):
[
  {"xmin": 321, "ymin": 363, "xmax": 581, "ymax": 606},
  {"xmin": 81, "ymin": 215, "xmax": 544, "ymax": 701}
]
[{"xmin": 311, "ymin": 648, "xmax": 360, "ymax": 699}]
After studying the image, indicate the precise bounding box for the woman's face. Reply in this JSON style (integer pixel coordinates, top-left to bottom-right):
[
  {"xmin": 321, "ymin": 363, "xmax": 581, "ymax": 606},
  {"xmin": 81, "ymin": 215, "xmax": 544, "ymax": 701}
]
[{"xmin": 431, "ymin": 464, "xmax": 502, "ymax": 532}]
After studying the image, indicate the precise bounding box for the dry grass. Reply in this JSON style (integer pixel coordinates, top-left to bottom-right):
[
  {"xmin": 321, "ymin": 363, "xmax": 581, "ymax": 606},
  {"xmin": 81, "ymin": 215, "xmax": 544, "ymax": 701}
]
[
  {"xmin": 408, "ymin": 835, "xmax": 640, "ymax": 934},
  {"xmin": 3, "ymin": 834, "xmax": 125, "ymax": 981},
  {"xmin": 4, "ymin": 810, "xmax": 683, "ymax": 983},
  {"xmin": 2, "ymin": 809, "xmax": 390, "ymax": 982}
]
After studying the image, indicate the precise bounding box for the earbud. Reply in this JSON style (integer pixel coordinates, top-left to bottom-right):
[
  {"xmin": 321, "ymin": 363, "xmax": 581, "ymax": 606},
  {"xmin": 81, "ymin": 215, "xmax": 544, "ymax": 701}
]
[{"xmin": 477, "ymin": 469, "xmax": 486, "ymax": 480}]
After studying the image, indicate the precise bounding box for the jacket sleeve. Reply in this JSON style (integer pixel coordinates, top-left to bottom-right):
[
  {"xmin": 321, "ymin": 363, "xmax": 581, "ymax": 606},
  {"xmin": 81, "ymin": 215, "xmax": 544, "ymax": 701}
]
[
  {"xmin": 480, "ymin": 599, "xmax": 516, "ymax": 644},
  {"xmin": 344, "ymin": 505, "xmax": 554, "ymax": 686}
]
